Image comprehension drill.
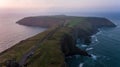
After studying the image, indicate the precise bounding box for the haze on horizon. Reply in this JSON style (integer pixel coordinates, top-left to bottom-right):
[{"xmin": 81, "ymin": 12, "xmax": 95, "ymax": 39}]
[{"xmin": 0, "ymin": 0, "xmax": 120, "ymax": 13}]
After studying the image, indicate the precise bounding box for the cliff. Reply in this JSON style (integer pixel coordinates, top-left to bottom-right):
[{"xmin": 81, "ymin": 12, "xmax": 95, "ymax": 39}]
[
  {"xmin": 61, "ymin": 33, "xmax": 91, "ymax": 57},
  {"xmin": 68, "ymin": 17, "xmax": 116, "ymax": 45},
  {"xmin": 78, "ymin": 18, "xmax": 116, "ymax": 44}
]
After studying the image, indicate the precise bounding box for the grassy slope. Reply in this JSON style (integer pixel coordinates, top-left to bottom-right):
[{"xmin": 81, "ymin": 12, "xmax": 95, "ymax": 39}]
[
  {"xmin": 67, "ymin": 17, "xmax": 93, "ymax": 33},
  {"xmin": 0, "ymin": 27, "xmax": 56, "ymax": 66},
  {"xmin": 26, "ymin": 27, "xmax": 71, "ymax": 67}
]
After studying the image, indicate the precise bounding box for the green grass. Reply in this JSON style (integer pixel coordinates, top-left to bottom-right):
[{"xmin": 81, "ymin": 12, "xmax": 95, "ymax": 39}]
[
  {"xmin": 26, "ymin": 27, "xmax": 71, "ymax": 67},
  {"xmin": 67, "ymin": 18, "xmax": 86, "ymax": 27},
  {"xmin": 66, "ymin": 17, "xmax": 93, "ymax": 33},
  {"xmin": 27, "ymin": 40, "xmax": 64, "ymax": 67}
]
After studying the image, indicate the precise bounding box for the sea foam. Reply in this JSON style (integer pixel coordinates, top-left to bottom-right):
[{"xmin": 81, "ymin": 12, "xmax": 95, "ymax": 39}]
[
  {"xmin": 86, "ymin": 47, "xmax": 93, "ymax": 51},
  {"xmin": 91, "ymin": 54, "xmax": 97, "ymax": 60},
  {"xmin": 91, "ymin": 35, "xmax": 99, "ymax": 44},
  {"xmin": 81, "ymin": 44, "xmax": 88, "ymax": 47},
  {"xmin": 79, "ymin": 63, "xmax": 84, "ymax": 67}
]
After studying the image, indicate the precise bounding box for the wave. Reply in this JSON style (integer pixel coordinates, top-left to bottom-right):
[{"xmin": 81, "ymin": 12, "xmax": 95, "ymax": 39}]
[
  {"xmin": 79, "ymin": 63, "xmax": 84, "ymax": 67},
  {"xmin": 91, "ymin": 35, "xmax": 98, "ymax": 44},
  {"xmin": 91, "ymin": 30, "xmax": 103, "ymax": 44},
  {"xmin": 96, "ymin": 30, "xmax": 102, "ymax": 35},
  {"xmin": 81, "ymin": 44, "xmax": 88, "ymax": 47},
  {"xmin": 86, "ymin": 47, "xmax": 93, "ymax": 51},
  {"xmin": 91, "ymin": 54, "xmax": 97, "ymax": 60}
]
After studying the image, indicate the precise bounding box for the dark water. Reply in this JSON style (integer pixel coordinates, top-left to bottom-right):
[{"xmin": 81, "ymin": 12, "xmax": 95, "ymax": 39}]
[
  {"xmin": 66, "ymin": 15, "xmax": 120, "ymax": 67},
  {"xmin": 0, "ymin": 13, "xmax": 46, "ymax": 53}
]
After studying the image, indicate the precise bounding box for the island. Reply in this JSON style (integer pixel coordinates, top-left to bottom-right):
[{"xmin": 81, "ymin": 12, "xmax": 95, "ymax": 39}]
[{"xmin": 0, "ymin": 15, "xmax": 116, "ymax": 67}]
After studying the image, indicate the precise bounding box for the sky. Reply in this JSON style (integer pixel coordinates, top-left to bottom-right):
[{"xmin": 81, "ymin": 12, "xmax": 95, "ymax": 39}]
[{"xmin": 0, "ymin": 0, "xmax": 120, "ymax": 13}]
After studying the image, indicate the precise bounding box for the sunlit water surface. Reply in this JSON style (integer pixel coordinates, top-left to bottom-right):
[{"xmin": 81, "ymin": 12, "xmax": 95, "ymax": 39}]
[{"xmin": 0, "ymin": 13, "xmax": 46, "ymax": 53}]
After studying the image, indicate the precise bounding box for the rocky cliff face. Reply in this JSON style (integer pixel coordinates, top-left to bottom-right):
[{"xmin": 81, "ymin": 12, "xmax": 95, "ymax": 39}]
[{"xmin": 61, "ymin": 33, "xmax": 91, "ymax": 57}]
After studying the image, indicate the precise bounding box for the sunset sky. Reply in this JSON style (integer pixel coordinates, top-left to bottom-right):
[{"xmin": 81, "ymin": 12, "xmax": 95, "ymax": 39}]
[{"xmin": 0, "ymin": 0, "xmax": 120, "ymax": 12}]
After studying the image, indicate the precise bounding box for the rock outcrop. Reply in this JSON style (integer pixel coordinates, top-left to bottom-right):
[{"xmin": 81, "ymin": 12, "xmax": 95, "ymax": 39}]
[{"xmin": 61, "ymin": 33, "xmax": 91, "ymax": 57}]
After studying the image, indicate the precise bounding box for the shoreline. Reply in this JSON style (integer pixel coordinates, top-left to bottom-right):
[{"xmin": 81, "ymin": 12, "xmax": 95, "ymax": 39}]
[
  {"xmin": 0, "ymin": 16, "xmax": 116, "ymax": 67},
  {"xmin": 0, "ymin": 29, "xmax": 46, "ymax": 55},
  {"xmin": 65, "ymin": 23, "xmax": 116, "ymax": 67}
]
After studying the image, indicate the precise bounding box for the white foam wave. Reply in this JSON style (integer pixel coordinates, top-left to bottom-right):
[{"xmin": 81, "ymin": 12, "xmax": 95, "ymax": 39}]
[
  {"xmin": 81, "ymin": 44, "xmax": 88, "ymax": 47},
  {"xmin": 96, "ymin": 30, "xmax": 102, "ymax": 35},
  {"xmin": 91, "ymin": 35, "xmax": 98, "ymax": 44},
  {"xmin": 95, "ymin": 38, "xmax": 98, "ymax": 42},
  {"xmin": 91, "ymin": 54, "xmax": 97, "ymax": 60},
  {"xmin": 79, "ymin": 63, "xmax": 84, "ymax": 67},
  {"xmin": 86, "ymin": 47, "xmax": 93, "ymax": 51}
]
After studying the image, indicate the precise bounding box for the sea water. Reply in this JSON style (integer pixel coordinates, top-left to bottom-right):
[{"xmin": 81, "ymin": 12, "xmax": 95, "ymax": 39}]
[
  {"xmin": 66, "ymin": 14, "xmax": 120, "ymax": 67},
  {"xmin": 0, "ymin": 12, "xmax": 46, "ymax": 53}
]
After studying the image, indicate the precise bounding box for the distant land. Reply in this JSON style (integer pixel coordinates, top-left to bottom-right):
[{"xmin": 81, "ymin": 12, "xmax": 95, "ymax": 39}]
[{"xmin": 0, "ymin": 15, "xmax": 116, "ymax": 67}]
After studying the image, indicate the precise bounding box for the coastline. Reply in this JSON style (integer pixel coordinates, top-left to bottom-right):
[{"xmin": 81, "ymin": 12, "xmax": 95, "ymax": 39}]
[
  {"xmin": 65, "ymin": 25, "xmax": 116, "ymax": 67},
  {"xmin": 0, "ymin": 27, "xmax": 47, "ymax": 54},
  {"xmin": 0, "ymin": 16, "xmax": 116, "ymax": 67},
  {"xmin": 0, "ymin": 31, "xmax": 44, "ymax": 55}
]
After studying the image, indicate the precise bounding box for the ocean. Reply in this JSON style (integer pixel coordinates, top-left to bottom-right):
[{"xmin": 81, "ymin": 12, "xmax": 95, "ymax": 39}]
[
  {"xmin": 66, "ymin": 13, "xmax": 120, "ymax": 67},
  {"xmin": 0, "ymin": 12, "xmax": 46, "ymax": 53}
]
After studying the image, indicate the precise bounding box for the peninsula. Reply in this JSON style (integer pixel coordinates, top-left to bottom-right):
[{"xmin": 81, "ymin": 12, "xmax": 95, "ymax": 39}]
[{"xmin": 0, "ymin": 15, "xmax": 116, "ymax": 67}]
